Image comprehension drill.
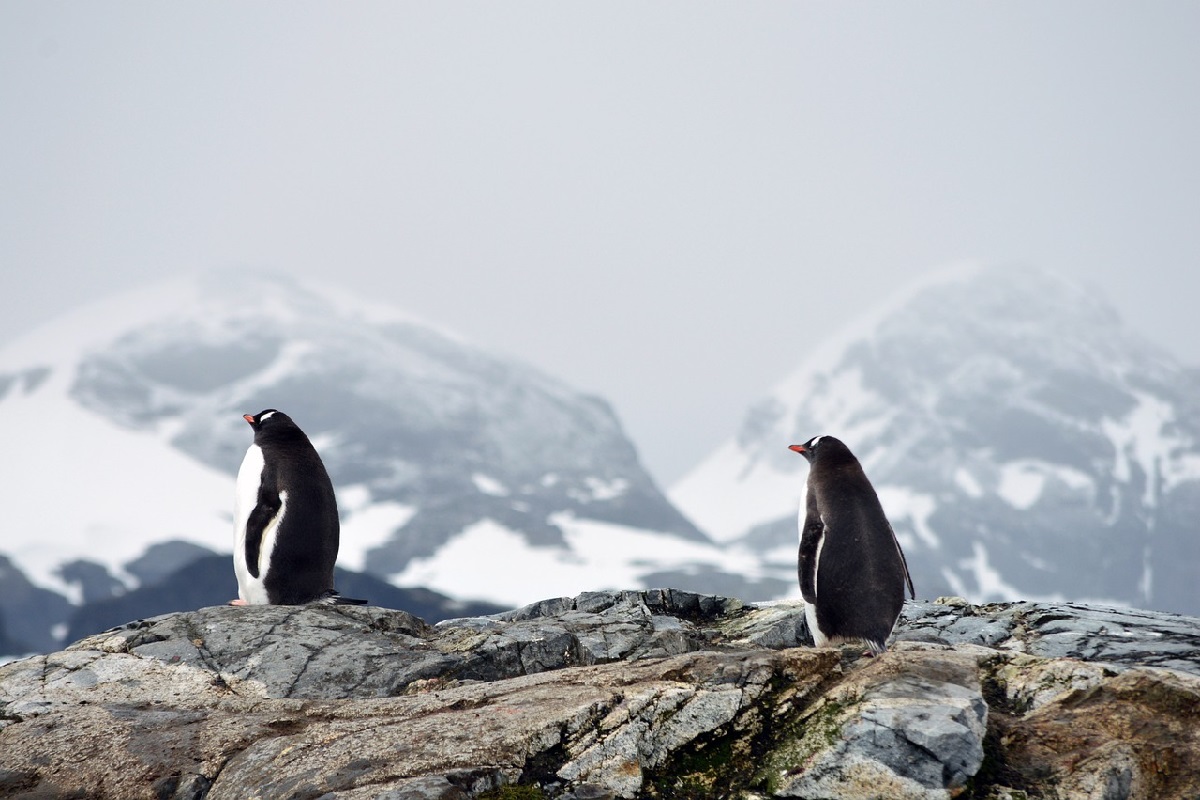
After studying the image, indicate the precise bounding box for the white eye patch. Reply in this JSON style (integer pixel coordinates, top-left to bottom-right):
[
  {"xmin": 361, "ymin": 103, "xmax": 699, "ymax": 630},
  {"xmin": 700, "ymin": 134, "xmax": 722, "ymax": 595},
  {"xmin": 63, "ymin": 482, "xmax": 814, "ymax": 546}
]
[{"xmin": 260, "ymin": 411, "xmax": 277, "ymax": 422}]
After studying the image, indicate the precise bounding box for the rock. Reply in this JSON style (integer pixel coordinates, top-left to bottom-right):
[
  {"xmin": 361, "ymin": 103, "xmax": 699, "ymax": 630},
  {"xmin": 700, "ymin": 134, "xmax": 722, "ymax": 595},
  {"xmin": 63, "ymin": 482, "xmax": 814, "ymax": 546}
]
[
  {"xmin": 2, "ymin": 591, "xmax": 1199, "ymax": 799},
  {"xmin": 764, "ymin": 650, "xmax": 988, "ymax": 799}
]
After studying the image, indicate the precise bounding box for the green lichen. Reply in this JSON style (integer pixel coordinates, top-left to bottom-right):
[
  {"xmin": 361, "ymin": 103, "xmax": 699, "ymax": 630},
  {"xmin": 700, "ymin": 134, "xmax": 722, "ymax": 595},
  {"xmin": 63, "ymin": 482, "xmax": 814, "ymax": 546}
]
[
  {"xmin": 755, "ymin": 696, "xmax": 852, "ymax": 795},
  {"xmin": 646, "ymin": 736, "xmax": 740, "ymax": 799},
  {"xmin": 477, "ymin": 786, "xmax": 545, "ymax": 800},
  {"xmin": 642, "ymin": 670, "xmax": 822, "ymax": 798}
]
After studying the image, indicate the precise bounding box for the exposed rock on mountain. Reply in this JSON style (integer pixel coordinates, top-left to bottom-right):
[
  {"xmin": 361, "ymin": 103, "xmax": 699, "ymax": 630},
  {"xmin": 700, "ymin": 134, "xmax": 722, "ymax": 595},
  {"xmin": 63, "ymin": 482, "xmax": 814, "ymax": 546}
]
[
  {"xmin": 0, "ymin": 556, "xmax": 73, "ymax": 654},
  {"xmin": 673, "ymin": 264, "xmax": 1200, "ymax": 615},
  {"xmin": 2, "ymin": 590, "xmax": 1198, "ymax": 798}
]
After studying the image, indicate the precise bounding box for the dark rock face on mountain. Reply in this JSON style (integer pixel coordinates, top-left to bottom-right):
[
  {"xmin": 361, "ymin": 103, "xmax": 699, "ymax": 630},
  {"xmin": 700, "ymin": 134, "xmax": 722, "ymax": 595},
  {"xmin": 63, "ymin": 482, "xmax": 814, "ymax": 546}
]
[
  {"xmin": 674, "ymin": 265, "xmax": 1200, "ymax": 615},
  {"xmin": 3, "ymin": 590, "xmax": 1198, "ymax": 799},
  {"xmin": 0, "ymin": 556, "xmax": 73, "ymax": 655}
]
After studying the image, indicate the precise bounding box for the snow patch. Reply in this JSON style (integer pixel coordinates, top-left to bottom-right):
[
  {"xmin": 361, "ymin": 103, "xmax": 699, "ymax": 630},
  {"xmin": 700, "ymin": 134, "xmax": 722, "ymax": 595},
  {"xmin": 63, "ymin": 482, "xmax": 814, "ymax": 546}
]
[
  {"xmin": 1101, "ymin": 391, "xmax": 1200, "ymax": 506},
  {"xmin": 877, "ymin": 486, "xmax": 941, "ymax": 549},
  {"xmin": 584, "ymin": 477, "xmax": 629, "ymax": 501},
  {"xmin": 0, "ymin": 373, "xmax": 233, "ymax": 597},
  {"xmin": 957, "ymin": 542, "xmax": 1063, "ymax": 603},
  {"xmin": 994, "ymin": 460, "xmax": 1093, "ymax": 509},
  {"xmin": 472, "ymin": 474, "xmax": 509, "ymax": 497},
  {"xmin": 953, "ymin": 468, "xmax": 984, "ymax": 498},
  {"xmin": 670, "ymin": 441, "xmax": 805, "ymax": 542},
  {"xmin": 997, "ymin": 462, "xmax": 1046, "ymax": 510},
  {"xmin": 337, "ymin": 485, "xmax": 415, "ymax": 573},
  {"xmin": 392, "ymin": 513, "xmax": 767, "ymax": 607}
]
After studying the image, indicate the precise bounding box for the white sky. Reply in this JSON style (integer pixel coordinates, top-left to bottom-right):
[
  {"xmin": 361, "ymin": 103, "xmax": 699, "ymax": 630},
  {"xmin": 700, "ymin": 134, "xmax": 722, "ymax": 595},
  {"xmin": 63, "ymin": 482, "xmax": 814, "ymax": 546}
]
[{"xmin": 3, "ymin": 3, "xmax": 1198, "ymax": 486}]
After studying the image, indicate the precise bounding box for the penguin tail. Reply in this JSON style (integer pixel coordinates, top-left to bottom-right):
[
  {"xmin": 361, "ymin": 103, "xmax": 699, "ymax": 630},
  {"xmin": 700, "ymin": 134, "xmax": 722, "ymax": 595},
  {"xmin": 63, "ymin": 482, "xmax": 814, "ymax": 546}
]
[{"xmin": 321, "ymin": 590, "xmax": 368, "ymax": 606}]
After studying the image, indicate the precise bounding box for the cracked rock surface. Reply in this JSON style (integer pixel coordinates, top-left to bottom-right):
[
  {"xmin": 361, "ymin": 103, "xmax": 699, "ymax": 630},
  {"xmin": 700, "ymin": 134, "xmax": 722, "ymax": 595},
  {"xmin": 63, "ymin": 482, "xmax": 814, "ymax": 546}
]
[{"xmin": 1, "ymin": 591, "xmax": 1199, "ymax": 799}]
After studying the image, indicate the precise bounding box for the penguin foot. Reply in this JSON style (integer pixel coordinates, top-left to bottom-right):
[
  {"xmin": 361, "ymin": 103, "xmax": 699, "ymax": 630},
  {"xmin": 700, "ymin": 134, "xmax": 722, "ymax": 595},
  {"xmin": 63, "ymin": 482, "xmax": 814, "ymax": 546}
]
[{"xmin": 228, "ymin": 598, "xmax": 248, "ymax": 606}]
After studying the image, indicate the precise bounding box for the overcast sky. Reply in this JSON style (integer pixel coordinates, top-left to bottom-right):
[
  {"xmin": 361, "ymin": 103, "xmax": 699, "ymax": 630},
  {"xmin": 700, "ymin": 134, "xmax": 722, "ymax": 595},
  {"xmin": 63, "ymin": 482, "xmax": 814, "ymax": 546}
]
[{"xmin": 3, "ymin": 3, "xmax": 1199, "ymax": 486}]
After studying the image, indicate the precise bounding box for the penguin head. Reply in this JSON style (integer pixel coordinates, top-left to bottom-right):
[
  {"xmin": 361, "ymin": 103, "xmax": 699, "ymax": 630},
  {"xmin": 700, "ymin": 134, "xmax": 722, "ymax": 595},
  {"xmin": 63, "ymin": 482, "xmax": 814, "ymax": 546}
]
[
  {"xmin": 788, "ymin": 435, "xmax": 850, "ymax": 465},
  {"xmin": 243, "ymin": 409, "xmax": 295, "ymax": 433}
]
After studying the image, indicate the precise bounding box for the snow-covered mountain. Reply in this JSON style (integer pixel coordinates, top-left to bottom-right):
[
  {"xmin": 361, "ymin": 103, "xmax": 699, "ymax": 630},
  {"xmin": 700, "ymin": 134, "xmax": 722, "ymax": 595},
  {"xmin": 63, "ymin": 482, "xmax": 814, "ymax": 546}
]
[
  {"xmin": 0, "ymin": 270, "xmax": 777, "ymax": 653},
  {"xmin": 672, "ymin": 263, "xmax": 1200, "ymax": 616},
  {"xmin": 7, "ymin": 262, "xmax": 1197, "ymax": 655}
]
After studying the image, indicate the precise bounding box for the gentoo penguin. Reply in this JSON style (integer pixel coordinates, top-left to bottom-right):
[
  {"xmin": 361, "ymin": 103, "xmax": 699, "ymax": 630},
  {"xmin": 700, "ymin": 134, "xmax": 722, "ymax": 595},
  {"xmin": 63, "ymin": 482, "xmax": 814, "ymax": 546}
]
[
  {"xmin": 789, "ymin": 435, "xmax": 914, "ymax": 654},
  {"xmin": 233, "ymin": 409, "xmax": 365, "ymax": 606}
]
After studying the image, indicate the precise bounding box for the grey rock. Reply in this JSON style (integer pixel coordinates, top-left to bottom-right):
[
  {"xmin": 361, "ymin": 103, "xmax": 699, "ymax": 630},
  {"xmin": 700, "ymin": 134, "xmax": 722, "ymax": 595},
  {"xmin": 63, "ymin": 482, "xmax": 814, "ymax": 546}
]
[
  {"xmin": 899, "ymin": 599, "xmax": 1200, "ymax": 676},
  {"xmin": 2, "ymin": 591, "xmax": 1200, "ymax": 799}
]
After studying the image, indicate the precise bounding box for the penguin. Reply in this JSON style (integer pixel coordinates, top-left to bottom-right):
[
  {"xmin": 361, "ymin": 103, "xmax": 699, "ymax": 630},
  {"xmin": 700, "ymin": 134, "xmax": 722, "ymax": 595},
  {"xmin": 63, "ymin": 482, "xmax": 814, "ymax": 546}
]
[
  {"xmin": 789, "ymin": 435, "xmax": 914, "ymax": 654},
  {"xmin": 232, "ymin": 409, "xmax": 366, "ymax": 606}
]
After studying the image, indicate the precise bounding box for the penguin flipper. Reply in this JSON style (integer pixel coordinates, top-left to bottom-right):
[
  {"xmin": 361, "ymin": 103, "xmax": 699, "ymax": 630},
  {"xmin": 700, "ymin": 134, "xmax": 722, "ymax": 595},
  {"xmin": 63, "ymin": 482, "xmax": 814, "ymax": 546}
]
[
  {"xmin": 797, "ymin": 507, "xmax": 824, "ymax": 604},
  {"xmin": 243, "ymin": 465, "xmax": 282, "ymax": 580}
]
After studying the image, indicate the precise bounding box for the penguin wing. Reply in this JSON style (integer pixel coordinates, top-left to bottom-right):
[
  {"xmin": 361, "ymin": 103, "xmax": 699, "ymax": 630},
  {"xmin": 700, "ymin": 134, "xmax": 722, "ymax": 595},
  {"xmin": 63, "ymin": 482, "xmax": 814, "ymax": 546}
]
[
  {"xmin": 797, "ymin": 491, "xmax": 824, "ymax": 605},
  {"xmin": 243, "ymin": 462, "xmax": 282, "ymax": 580}
]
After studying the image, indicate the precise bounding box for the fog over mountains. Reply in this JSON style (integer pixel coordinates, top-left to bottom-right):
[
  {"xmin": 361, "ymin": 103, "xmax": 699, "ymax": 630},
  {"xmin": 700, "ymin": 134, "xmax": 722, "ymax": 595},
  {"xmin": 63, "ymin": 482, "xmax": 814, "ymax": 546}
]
[{"xmin": 2, "ymin": 264, "xmax": 1198, "ymax": 656}]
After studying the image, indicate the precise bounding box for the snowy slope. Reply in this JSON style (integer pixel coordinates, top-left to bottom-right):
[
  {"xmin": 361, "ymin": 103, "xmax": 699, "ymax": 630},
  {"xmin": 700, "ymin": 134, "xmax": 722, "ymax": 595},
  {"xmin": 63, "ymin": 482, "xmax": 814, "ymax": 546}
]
[
  {"xmin": 672, "ymin": 263, "xmax": 1200, "ymax": 615},
  {"xmin": 0, "ymin": 371, "xmax": 232, "ymax": 598},
  {"xmin": 0, "ymin": 270, "xmax": 774, "ymax": 649},
  {"xmin": 0, "ymin": 280, "xmax": 236, "ymax": 598}
]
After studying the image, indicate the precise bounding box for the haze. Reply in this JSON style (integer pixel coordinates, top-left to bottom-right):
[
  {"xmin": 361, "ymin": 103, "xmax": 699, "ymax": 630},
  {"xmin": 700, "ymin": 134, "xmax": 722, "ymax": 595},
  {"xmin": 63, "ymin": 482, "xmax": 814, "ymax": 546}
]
[{"xmin": 3, "ymin": 3, "xmax": 1198, "ymax": 486}]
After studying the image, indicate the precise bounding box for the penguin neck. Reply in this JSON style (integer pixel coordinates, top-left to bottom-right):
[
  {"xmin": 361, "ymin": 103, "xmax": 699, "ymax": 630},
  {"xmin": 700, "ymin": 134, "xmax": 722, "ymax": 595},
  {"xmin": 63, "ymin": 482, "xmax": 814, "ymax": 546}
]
[
  {"xmin": 816, "ymin": 454, "xmax": 863, "ymax": 476},
  {"xmin": 256, "ymin": 429, "xmax": 308, "ymax": 448}
]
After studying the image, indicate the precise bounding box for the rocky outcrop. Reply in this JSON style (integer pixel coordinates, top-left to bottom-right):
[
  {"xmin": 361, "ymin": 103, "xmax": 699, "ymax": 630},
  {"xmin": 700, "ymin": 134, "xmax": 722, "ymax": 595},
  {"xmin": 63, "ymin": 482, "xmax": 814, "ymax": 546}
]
[{"xmin": 2, "ymin": 591, "xmax": 1198, "ymax": 799}]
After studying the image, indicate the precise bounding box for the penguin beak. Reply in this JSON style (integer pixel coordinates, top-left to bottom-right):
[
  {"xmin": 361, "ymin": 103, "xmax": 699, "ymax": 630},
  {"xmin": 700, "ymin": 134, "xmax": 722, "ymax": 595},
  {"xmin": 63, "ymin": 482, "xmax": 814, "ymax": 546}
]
[
  {"xmin": 788, "ymin": 444, "xmax": 806, "ymax": 454},
  {"xmin": 243, "ymin": 414, "xmax": 255, "ymax": 425}
]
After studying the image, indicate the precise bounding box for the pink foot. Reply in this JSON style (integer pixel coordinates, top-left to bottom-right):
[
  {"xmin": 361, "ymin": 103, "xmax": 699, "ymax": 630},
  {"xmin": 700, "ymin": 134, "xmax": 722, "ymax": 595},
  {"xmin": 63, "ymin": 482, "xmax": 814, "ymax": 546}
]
[{"xmin": 229, "ymin": 598, "xmax": 248, "ymax": 606}]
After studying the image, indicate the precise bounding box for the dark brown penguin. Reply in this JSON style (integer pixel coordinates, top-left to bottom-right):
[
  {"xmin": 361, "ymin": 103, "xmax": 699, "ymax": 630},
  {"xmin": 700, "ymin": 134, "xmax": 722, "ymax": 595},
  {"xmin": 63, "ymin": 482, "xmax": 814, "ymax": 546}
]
[{"xmin": 789, "ymin": 435, "xmax": 914, "ymax": 654}]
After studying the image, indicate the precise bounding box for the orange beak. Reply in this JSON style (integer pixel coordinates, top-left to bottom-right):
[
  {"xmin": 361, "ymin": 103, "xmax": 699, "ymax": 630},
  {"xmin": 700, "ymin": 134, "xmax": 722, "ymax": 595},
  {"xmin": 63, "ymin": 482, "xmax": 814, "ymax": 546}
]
[
  {"xmin": 788, "ymin": 444, "xmax": 806, "ymax": 454},
  {"xmin": 243, "ymin": 414, "xmax": 255, "ymax": 425}
]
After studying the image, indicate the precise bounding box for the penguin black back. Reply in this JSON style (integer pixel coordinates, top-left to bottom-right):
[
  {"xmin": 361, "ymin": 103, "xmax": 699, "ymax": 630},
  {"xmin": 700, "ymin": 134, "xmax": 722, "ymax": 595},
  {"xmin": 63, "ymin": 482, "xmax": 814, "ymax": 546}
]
[
  {"xmin": 790, "ymin": 435, "xmax": 914, "ymax": 653},
  {"xmin": 235, "ymin": 409, "xmax": 365, "ymax": 605}
]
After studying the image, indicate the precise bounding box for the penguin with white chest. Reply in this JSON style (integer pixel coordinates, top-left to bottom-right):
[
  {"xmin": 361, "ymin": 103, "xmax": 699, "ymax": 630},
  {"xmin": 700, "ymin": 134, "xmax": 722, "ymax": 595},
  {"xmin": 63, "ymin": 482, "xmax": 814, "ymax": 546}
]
[
  {"xmin": 233, "ymin": 409, "xmax": 365, "ymax": 606},
  {"xmin": 790, "ymin": 435, "xmax": 914, "ymax": 654}
]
